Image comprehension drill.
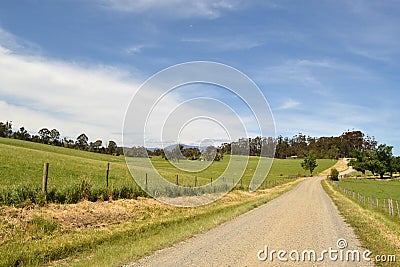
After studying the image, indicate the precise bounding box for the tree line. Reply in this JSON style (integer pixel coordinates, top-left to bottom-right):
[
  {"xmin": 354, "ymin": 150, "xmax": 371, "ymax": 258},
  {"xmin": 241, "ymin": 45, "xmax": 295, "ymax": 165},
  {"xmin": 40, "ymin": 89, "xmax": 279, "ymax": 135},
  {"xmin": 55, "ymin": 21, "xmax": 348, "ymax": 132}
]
[
  {"xmin": 3, "ymin": 121, "xmax": 395, "ymax": 173},
  {"xmin": 218, "ymin": 130, "xmax": 378, "ymax": 159},
  {"xmin": 124, "ymin": 145, "xmax": 224, "ymax": 162},
  {"xmin": 0, "ymin": 121, "xmax": 121, "ymax": 155},
  {"xmin": 349, "ymin": 144, "xmax": 400, "ymax": 178}
]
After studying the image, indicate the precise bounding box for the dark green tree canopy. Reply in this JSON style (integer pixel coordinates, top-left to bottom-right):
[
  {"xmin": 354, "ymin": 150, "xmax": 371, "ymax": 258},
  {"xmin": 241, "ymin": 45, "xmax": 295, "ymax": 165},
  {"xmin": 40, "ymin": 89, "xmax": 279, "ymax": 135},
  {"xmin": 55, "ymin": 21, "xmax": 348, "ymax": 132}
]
[{"xmin": 301, "ymin": 151, "xmax": 318, "ymax": 176}]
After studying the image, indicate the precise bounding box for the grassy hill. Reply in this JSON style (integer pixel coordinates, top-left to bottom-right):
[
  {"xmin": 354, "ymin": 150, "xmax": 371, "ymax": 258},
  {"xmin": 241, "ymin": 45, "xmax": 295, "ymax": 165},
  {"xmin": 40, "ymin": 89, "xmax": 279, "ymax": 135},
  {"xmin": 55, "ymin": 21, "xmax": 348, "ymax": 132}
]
[
  {"xmin": 0, "ymin": 137, "xmax": 336, "ymax": 204},
  {"xmin": 0, "ymin": 138, "xmax": 338, "ymax": 266}
]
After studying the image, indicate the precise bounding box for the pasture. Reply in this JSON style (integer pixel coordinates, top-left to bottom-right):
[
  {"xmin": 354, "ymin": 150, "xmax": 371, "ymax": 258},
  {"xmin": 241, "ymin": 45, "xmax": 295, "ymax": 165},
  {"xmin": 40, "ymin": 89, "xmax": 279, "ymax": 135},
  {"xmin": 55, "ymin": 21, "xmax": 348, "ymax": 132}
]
[
  {"xmin": 0, "ymin": 137, "xmax": 336, "ymax": 204},
  {"xmin": 336, "ymin": 178, "xmax": 400, "ymax": 202}
]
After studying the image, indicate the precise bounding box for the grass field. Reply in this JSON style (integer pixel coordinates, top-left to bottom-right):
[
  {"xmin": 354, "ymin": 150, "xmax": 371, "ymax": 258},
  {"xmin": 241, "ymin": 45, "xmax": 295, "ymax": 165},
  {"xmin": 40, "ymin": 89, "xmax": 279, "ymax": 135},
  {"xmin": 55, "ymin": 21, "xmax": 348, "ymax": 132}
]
[
  {"xmin": 0, "ymin": 137, "xmax": 335, "ymax": 191},
  {"xmin": 0, "ymin": 137, "xmax": 338, "ymax": 265},
  {"xmin": 323, "ymin": 180, "xmax": 400, "ymax": 266},
  {"xmin": 336, "ymin": 178, "xmax": 400, "ymax": 202},
  {"xmin": 0, "ymin": 137, "xmax": 336, "ymax": 206}
]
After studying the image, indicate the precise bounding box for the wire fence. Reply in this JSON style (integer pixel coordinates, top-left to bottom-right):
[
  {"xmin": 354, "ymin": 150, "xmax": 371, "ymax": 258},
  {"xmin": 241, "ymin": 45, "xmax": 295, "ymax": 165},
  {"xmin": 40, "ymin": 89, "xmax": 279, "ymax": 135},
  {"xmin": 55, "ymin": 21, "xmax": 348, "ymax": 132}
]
[{"xmin": 331, "ymin": 181, "xmax": 400, "ymax": 218}]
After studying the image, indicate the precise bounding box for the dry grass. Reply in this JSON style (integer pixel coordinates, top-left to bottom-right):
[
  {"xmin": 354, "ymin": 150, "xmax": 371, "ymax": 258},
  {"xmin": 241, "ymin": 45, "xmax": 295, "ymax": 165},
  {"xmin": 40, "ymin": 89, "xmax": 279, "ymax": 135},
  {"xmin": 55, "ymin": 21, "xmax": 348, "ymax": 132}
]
[
  {"xmin": 319, "ymin": 158, "xmax": 349, "ymax": 176},
  {"xmin": 1, "ymin": 180, "xmax": 303, "ymax": 233}
]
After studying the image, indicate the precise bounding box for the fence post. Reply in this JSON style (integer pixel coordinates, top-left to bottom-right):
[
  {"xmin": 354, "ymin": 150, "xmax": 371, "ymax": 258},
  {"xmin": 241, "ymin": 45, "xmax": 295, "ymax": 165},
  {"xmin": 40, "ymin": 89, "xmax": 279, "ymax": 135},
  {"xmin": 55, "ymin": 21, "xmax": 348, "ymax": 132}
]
[
  {"xmin": 106, "ymin": 163, "xmax": 110, "ymax": 187},
  {"xmin": 211, "ymin": 177, "xmax": 213, "ymax": 186},
  {"xmin": 389, "ymin": 198, "xmax": 394, "ymax": 216},
  {"xmin": 42, "ymin": 162, "xmax": 49, "ymax": 193},
  {"xmin": 145, "ymin": 173, "xmax": 148, "ymax": 191},
  {"xmin": 195, "ymin": 176, "xmax": 197, "ymax": 187},
  {"xmin": 396, "ymin": 200, "xmax": 399, "ymax": 217},
  {"xmin": 176, "ymin": 174, "xmax": 179, "ymax": 186}
]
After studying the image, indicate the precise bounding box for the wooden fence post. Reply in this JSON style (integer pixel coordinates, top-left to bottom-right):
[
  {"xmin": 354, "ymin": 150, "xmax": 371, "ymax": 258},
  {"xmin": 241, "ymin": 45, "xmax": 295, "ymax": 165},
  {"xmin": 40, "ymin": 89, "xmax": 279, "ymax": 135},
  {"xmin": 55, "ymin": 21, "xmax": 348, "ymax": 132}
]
[
  {"xmin": 176, "ymin": 174, "xmax": 179, "ymax": 186},
  {"xmin": 42, "ymin": 162, "xmax": 49, "ymax": 193},
  {"xmin": 145, "ymin": 173, "xmax": 148, "ymax": 191},
  {"xmin": 194, "ymin": 176, "xmax": 197, "ymax": 187},
  {"xmin": 106, "ymin": 163, "xmax": 110, "ymax": 187},
  {"xmin": 396, "ymin": 200, "xmax": 399, "ymax": 217},
  {"xmin": 389, "ymin": 198, "xmax": 394, "ymax": 216},
  {"xmin": 210, "ymin": 177, "xmax": 213, "ymax": 186}
]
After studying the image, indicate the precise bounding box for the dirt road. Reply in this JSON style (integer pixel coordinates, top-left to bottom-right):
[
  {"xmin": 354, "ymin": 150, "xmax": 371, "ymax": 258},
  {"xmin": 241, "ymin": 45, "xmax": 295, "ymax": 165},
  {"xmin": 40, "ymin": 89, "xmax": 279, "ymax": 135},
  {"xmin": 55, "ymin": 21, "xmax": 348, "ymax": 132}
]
[{"xmin": 128, "ymin": 177, "xmax": 372, "ymax": 266}]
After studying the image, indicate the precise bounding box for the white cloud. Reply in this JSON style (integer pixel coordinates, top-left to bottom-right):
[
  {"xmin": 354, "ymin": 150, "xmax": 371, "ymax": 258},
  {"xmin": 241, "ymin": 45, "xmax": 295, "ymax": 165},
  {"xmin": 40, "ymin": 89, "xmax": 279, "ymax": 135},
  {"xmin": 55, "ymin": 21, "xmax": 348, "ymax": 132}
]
[
  {"xmin": 125, "ymin": 44, "xmax": 151, "ymax": 55},
  {"xmin": 0, "ymin": 29, "xmax": 268, "ymax": 147},
  {"xmin": 277, "ymin": 99, "xmax": 300, "ymax": 110},
  {"xmin": 100, "ymin": 0, "xmax": 239, "ymax": 19},
  {"xmin": 0, "ymin": 26, "xmax": 41, "ymax": 55},
  {"xmin": 0, "ymin": 43, "xmax": 141, "ymax": 144}
]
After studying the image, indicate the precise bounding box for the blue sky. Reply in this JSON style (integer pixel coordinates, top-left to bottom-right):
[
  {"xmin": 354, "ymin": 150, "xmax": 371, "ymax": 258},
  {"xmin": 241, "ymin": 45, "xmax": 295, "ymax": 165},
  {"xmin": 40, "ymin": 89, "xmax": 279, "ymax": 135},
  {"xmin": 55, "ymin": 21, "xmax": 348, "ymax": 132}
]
[{"xmin": 0, "ymin": 1, "xmax": 399, "ymax": 153}]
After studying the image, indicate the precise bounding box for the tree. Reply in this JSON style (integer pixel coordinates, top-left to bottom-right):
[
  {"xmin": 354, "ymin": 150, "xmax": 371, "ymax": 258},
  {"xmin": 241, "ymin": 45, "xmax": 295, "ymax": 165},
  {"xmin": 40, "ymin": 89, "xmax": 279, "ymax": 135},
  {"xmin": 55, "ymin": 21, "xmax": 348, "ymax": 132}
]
[
  {"xmin": 392, "ymin": 156, "xmax": 400, "ymax": 174},
  {"xmin": 50, "ymin": 129, "xmax": 60, "ymax": 145},
  {"xmin": 182, "ymin": 147, "xmax": 201, "ymax": 160},
  {"xmin": 350, "ymin": 144, "xmax": 395, "ymax": 178},
  {"xmin": 340, "ymin": 130, "xmax": 364, "ymax": 158},
  {"xmin": 107, "ymin": 140, "xmax": 117, "ymax": 154},
  {"xmin": 38, "ymin": 128, "xmax": 51, "ymax": 143},
  {"xmin": 13, "ymin": 127, "xmax": 30, "ymax": 140},
  {"xmin": 374, "ymin": 144, "xmax": 393, "ymax": 178},
  {"xmin": 301, "ymin": 151, "xmax": 318, "ymax": 176},
  {"xmin": 348, "ymin": 149, "xmax": 369, "ymax": 175},
  {"xmin": 153, "ymin": 148, "xmax": 162, "ymax": 156},
  {"xmin": 214, "ymin": 150, "xmax": 223, "ymax": 161},
  {"xmin": 0, "ymin": 121, "xmax": 12, "ymax": 137},
  {"xmin": 76, "ymin": 133, "xmax": 89, "ymax": 150},
  {"xmin": 170, "ymin": 144, "xmax": 184, "ymax": 162},
  {"xmin": 203, "ymin": 146, "xmax": 217, "ymax": 161},
  {"xmin": 125, "ymin": 146, "xmax": 148, "ymax": 157},
  {"xmin": 93, "ymin": 140, "xmax": 102, "ymax": 150},
  {"xmin": 63, "ymin": 137, "xmax": 75, "ymax": 148}
]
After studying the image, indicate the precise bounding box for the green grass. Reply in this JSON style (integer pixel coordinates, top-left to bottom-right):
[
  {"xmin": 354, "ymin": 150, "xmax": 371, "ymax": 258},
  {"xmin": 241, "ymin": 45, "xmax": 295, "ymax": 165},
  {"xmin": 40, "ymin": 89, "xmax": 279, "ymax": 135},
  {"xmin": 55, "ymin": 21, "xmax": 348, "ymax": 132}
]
[
  {"xmin": 0, "ymin": 138, "xmax": 338, "ymax": 265},
  {"xmin": 323, "ymin": 179, "xmax": 400, "ymax": 266},
  {"xmin": 0, "ymin": 137, "xmax": 336, "ymax": 204},
  {"xmin": 336, "ymin": 178, "xmax": 400, "ymax": 202},
  {"xmin": 0, "ymin": 137, "xmax": 334, "ymax": 187},
  {"xmin": 0, "ymin": 138, "xmax": 129, "ymax": 190}
]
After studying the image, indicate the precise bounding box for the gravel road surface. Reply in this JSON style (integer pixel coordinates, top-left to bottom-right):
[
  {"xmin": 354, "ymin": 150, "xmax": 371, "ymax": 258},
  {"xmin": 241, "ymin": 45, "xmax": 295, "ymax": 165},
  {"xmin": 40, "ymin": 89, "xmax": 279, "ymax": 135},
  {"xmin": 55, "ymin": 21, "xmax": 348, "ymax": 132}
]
[{"xmin": 128, "ymin": 177, "xmax": 372, "ymax": 266}]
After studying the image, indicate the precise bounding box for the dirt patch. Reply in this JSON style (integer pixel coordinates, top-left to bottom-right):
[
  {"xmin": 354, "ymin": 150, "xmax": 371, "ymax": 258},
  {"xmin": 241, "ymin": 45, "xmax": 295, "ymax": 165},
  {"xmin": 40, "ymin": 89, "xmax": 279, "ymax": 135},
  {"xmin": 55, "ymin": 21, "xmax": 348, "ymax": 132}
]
[
  {"xmin": 0, "ymin": 197, "xmax": 174, "ymax": 231},
  {"xmin": 319, "ymin": 158, "xmax": 350, "ymax": 176}
]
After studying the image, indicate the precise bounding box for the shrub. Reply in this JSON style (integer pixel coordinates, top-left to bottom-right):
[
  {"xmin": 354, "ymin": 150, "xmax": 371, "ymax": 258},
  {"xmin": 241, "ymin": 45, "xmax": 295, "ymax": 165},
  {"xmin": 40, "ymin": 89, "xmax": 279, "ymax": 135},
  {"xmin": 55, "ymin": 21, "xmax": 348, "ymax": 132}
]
[
  {"xmin": 79, "ymin": 177, "xmax": 92, "ymax": 200},
  {"xmin": 0, "ymin": 180, "xmax": 147, "ymax": 206},
  {"xmin": 65, "ymin": 184, "xmax": 81, "ymax": 204},
  {"xmin": 330, "ymin": 168, "xmax": 339, "ymax": 181}
]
